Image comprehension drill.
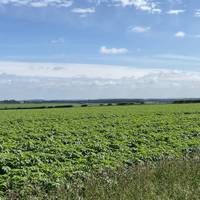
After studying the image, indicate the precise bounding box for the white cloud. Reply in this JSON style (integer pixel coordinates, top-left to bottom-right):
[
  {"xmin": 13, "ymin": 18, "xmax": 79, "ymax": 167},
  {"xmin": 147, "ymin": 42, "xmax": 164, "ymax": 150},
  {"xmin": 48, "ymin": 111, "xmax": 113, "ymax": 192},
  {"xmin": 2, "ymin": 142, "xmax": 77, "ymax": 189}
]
[
  {"xmin": 174, "ymin": 32, "xmax": 200, "ymax": 39},
  {"xmin": 130, "ymin": 26, "xmax": 151, "ymax": 33},
  {"xmin": 1, "ymin": 61, "xmax": 200, "ymax": 99},
  {"xmin": 71, "ymin": 7, "xmax": 95, "ymax": 14},
  {"xmin": 167, "ymin": 9, "xmax": 185, "ymax": 15},
  {"xmin": 30, "ymin": 2, "xmax": 48, "ymax": 8},
  {"xmin": 174, "ymin": 31, "xmax": 186, "ymax": 38},
  {"xmin": 194, "ymin": 9, "xmax": 200, "ymax": 17},
  {"xmin": 100, "ymin": 46, "xmax": 128, "ymax": 55},
  {"xmin": 51, "ymin": 38, "xmax": 65, "ymax": 44},
  {"xmin": 114, "ymin": 0, "xmax": 161, "ymax": 13},
  {"xmin": 0, "ymin": 0, "xmax": 73, "ymax": 8}
]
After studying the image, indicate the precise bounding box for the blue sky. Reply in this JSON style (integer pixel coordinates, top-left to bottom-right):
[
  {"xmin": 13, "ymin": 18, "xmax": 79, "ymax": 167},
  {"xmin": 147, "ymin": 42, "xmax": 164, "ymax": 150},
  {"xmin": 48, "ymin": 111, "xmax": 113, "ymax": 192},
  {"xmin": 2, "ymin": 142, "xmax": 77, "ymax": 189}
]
[{"xmin": 1, "ymin": 0, "xmax": 200, "ymax": 99}]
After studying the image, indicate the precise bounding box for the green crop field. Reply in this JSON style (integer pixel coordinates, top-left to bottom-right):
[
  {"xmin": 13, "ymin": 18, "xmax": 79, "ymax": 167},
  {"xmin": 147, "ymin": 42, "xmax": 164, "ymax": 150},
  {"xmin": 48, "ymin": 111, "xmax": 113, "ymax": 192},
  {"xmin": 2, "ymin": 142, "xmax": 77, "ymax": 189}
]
[{"xmin": 0, "ymin": 104, "xmax": 200, "ymax": 199}]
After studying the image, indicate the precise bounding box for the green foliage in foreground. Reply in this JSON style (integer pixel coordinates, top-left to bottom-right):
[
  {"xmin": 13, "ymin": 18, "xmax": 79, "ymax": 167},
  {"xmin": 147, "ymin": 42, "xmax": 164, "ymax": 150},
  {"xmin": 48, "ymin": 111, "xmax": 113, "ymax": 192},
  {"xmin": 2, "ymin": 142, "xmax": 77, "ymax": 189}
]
[
  {"xmin": 16, "ymin": 156, "xmax": 198, "ymax": 200},
  {"xmin": 0, "ymin": 104, "xmax": 200, "ymax": 198}
]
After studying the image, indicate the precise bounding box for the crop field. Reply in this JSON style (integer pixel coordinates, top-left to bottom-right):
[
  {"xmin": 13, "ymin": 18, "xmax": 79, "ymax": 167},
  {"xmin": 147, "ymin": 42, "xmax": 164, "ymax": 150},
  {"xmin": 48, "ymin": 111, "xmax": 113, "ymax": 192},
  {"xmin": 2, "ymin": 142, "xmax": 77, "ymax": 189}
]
[{"xmin": 0, "ymin": 104, "xmax": 200, "ymax": 199}]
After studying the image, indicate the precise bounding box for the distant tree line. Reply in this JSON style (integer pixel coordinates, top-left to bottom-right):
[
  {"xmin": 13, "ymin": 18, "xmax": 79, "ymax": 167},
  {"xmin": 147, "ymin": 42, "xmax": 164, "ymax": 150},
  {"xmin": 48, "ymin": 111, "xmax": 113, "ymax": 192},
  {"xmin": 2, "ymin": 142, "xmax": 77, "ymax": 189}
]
[
  {"xmin": 173, "ymin": 100, "xmax": 200, "ymax": 104},
  {"xmin": 1, "ymin": 99, "xmax": 200, "ymax": 107},
  {"xmin": 0, "ymin": 100, "xmax": 19, "ymax": 104},
  {"xmin": 0, "ymin": 105, "xmax": 74, "ymax": 111},
  {"xmin": 116, "ymin": 102, "xmax": 144, "ymax": 106}
]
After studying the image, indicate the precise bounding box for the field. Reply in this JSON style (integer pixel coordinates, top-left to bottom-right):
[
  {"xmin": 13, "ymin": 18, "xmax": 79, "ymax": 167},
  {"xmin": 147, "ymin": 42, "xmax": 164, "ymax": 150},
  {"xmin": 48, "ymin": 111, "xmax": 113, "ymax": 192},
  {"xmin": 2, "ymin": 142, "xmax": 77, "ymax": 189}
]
[{"xmin": 0, "ymin": 104, "xmax": 200, "ymax": 199}]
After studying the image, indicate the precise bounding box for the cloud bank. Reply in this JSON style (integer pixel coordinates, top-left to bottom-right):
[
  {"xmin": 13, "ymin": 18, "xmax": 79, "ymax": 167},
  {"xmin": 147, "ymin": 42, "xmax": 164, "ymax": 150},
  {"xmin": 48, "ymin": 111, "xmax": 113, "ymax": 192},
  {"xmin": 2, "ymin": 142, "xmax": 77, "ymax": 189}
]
[
  {"xmin": 1, "ymin": 61, "xmax": 200, "ymax": 100},
  {"xmin": 0, "ymin": 0, "xmax": 73, "ymax": 8},
  {"xmin": 0, "ymin": 0, "xmax": 162, "ymax": 14},
  {"xmin": 114, "ymin": 0, "xmax": 161, "ymax": 13}
]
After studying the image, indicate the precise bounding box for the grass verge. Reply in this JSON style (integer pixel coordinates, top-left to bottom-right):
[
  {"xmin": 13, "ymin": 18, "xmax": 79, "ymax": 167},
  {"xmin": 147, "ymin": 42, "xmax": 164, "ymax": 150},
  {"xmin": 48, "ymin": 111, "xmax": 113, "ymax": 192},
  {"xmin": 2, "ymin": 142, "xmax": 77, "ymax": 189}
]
[{"xmin": 6, "ymin": 155, "xmax": 200, "ymax": 200}]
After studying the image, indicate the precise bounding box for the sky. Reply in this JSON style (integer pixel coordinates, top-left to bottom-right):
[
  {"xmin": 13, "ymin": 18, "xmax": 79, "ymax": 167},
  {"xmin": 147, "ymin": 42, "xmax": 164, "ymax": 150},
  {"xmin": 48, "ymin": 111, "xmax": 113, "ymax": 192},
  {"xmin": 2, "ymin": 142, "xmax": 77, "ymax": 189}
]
[{"xmin": 1, "ymin": 0, "xmax": 200, "ymax": 99}]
